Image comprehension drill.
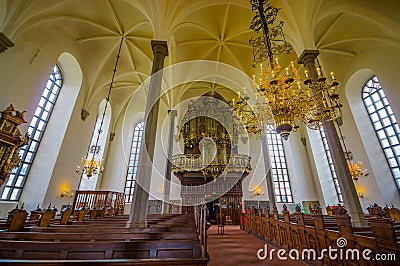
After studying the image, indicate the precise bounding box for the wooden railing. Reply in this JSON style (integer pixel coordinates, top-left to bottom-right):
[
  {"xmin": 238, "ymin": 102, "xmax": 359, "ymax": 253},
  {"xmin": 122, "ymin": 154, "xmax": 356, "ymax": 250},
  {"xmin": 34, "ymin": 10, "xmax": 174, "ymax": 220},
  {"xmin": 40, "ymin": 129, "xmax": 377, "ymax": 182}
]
[
  {"xmin": 194, "ymin": 204, "xmax": 208, "ymax": 259},
  {"xmin": 240, "ymin": 207, "xmax": 400, "ymax": 265},
  {"xmin": 72, "ymin": 191, "xmax": 125, "ymax": 215}
]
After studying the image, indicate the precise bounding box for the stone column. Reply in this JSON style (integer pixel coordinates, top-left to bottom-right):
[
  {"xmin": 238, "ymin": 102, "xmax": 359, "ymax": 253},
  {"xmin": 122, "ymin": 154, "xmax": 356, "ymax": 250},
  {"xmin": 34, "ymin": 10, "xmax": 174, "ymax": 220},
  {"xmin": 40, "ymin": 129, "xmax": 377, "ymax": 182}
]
[
  {"xmin": 162, "ymin": 109, "xmax": 177, "ymax": 214},
  {"xmin": 261, "ymin": 134, "xmax": 277, "ymax": 212},
  {"xmin": 128, "ymin": 40, "xmax": 168, "ymax": 228},
  {"xmin": 298, "ymin": 50, "xmax": 367, "ymax": 226}
]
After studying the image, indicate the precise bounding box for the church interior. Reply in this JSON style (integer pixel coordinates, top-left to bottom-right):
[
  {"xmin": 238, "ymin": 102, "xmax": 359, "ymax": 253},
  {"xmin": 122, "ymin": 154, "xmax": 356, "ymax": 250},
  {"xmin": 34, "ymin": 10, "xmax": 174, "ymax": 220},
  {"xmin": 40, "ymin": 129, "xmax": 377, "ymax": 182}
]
[{"xmin": 0, "ymin": 0, "xmax": 399, "ymax": 265}]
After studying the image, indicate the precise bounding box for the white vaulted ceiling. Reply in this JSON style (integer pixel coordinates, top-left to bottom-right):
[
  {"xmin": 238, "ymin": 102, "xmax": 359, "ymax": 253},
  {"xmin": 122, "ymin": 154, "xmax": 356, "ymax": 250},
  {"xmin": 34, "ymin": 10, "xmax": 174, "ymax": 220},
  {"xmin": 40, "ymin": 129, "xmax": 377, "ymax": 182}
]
[{"xmin": 1, "ymin": 0, "xmax": 399, "ymax": 121}]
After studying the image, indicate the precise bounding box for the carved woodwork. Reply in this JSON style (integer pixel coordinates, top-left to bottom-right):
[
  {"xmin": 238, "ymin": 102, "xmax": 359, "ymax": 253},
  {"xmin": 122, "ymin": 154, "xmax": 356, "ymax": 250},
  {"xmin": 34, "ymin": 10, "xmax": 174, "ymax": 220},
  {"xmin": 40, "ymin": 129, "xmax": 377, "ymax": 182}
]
[
  {"xmin": 241, "ymin": 207, "xmax": 400, "ymax": 265},
  {"xmin": 148, "ymin": 200, "xmax": 163, "ymax": 214},
  {"xmin": 7, "ymin": 205, "xmax": 28, "ymax": 232},
  {"xmin": 38, "ymin": 208, "xmax": 53, "ymax": 227},
  {"xmin": 0, "ymin": 105, "xmax": 28, "ymax": 188},
  {"xmin": 60, "ymin": 205, "xmax": 72, "ymax": 225}
]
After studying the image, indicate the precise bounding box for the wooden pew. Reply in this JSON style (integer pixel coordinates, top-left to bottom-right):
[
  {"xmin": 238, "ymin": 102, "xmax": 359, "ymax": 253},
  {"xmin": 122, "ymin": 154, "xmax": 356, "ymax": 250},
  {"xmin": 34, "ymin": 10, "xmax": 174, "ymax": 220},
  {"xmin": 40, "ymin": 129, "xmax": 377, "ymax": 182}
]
[
  {"xmin": 0, "ymin": 239, "xmax": 203, "ymax": 260},
  {"xmin": 0, "ymin": 209, "xmax": 208, "ymax": 265},
  {"xmin": 0, "ymin": 231, "xmax": 198, "ymax": 242}
]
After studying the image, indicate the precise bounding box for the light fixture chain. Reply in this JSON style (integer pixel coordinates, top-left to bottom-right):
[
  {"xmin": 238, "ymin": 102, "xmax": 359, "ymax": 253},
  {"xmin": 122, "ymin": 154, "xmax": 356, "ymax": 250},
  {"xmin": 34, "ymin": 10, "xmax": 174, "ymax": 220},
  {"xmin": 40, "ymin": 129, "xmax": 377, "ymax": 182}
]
[{"xmin": 92, "ymin": 37, "xmax": 124, "ymax": 153}]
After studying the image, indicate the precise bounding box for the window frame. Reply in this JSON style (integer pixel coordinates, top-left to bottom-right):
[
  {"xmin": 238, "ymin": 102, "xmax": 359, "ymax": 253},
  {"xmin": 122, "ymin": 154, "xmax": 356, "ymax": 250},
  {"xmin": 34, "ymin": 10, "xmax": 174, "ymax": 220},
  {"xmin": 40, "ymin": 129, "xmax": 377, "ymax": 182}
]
[
  {"xmin": 1, "ymin": 65, "xmax": 63, "ymax": 201},
  {"xmin": 319, "ymin": 127, "xmax": 343, "ymax": 202},
  {"xmin": 266, "ymin": 125, "xmax": 293, "ymax": 203},
  {"xmin": 362, "ymin": 76, "xmax": 400, "ymax": 190},
  {"xmin": 124, "ymin": 121, "xmax": 144, "ymax": 203}
]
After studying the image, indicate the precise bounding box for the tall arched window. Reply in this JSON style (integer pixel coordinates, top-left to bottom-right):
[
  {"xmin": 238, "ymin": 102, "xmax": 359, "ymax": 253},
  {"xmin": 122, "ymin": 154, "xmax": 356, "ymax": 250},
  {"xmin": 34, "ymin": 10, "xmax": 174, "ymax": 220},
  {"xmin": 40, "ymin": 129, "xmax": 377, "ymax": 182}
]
[
  {"xmin": 362, "ymin": 76, "xmax": 400, "ymax": 190},
  {"xmin": 266, "ymin": 125, "xmax": 293, "ymax": 203},
  {"xmin": 319, "ymin": 127, "xmax": 343, "ymax": 202},
  {"xmin": 124, "ymin": 121, "xmax": 144, "ymax": 203},
  {"xmin": 1, "ymin": 65, "xmax": 62, "ymax": 201}
]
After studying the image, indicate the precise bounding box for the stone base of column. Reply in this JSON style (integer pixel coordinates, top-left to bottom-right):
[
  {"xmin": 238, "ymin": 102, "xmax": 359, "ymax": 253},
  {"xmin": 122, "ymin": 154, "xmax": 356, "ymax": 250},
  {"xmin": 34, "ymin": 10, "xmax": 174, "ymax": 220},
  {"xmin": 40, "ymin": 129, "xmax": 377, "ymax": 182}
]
[
  {"xmin": 126, "ymin": 221, "xmax": 147, "ymax": 228},
  {"xmin": 162, "ymin": 202, "xmax": 170, "ymax": 214}
]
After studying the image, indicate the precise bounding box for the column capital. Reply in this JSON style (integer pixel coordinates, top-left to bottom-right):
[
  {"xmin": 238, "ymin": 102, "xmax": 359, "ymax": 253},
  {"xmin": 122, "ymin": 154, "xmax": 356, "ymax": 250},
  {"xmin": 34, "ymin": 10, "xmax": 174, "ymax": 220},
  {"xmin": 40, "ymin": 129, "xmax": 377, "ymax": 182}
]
[
  {"xmin": 297, "ymin": 49, "xmax": 320, "ymax": 66},
  {"xmin": 168, "ymin": 109, "xmax": 177, "ymax": 118},
  {"xmin": 0, "ymin": 32, "xmax": 14, "ymax": 54},
  {"xmin": 151, "ymin": 40, "xmax": 168, "ymax": 56}
]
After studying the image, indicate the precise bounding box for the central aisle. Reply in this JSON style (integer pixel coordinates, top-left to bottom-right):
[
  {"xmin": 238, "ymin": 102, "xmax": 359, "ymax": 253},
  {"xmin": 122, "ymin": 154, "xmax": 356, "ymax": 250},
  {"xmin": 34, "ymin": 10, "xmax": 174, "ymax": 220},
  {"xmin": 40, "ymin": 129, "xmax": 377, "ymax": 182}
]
[{"xmin": 207, "ymin": 225, "xmax": 307, "ymax": 266}]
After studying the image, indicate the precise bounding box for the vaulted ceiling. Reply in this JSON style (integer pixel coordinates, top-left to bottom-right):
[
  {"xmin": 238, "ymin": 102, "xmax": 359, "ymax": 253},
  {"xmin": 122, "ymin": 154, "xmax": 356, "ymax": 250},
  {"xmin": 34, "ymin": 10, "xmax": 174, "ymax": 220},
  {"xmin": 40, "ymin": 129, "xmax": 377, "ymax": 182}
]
[{"xmin": 1, "ymin": 0, "xmax": 399, "ymax": 117}]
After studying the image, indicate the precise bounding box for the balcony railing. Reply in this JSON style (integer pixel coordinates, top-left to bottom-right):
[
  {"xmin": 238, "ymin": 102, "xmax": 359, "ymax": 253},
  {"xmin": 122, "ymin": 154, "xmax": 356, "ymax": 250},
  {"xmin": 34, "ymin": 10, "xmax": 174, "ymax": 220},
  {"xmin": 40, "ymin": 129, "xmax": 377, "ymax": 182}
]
[
  {"xmin": 171, "ymin": 153, "xmax": 252, "ymax": 174},
  {"xmin": 72, "ymin": 190, "xmax": 125, "ymax": 214}
]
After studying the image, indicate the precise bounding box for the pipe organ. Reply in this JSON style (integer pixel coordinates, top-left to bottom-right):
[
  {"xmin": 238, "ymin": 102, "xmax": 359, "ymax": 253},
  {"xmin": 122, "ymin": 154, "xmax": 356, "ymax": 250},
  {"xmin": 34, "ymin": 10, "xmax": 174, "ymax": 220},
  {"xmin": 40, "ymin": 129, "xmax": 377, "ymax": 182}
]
[{"xmin": 172, "ymin": 93, "xmax": 251, "ymax": 224}]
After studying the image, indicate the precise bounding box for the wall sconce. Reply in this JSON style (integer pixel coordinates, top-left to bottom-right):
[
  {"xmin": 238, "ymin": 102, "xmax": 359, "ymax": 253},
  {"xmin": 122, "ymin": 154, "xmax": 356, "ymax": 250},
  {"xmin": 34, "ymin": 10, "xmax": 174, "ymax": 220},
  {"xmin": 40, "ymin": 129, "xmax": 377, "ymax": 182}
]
[
  {"xmin": 357, "ymin": 190, "xmax": 365, "ymax": 199},
  {"xmin": 60, "ymin": 188, "xmax": 74, "ymax": 198},
  {"xmin": 253, "ymin": 186, "xmax": 264, "ymax": 196}
]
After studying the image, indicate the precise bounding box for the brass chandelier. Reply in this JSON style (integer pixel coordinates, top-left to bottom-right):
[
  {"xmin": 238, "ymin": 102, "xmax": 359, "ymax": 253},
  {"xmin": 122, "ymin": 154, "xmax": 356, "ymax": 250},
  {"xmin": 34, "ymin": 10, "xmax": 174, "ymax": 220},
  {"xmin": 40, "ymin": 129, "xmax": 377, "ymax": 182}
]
[
  {"xmin": 348, "ymin": 158, "xmax": 369, "ymax": 182},
  {"xmin": 230, "ymin": 87, "xmax": 273, "ymax": 136},
  {"xmin": 76, "ymin": 38, "xmax": 123, "ymax": 178},
  {"xmin": 337, "ymin": 123, "xmax": 369, "ymax": 182},
  {"xmin": 247, "ymin": 0, "xmax": 342, "ymax": 140}
]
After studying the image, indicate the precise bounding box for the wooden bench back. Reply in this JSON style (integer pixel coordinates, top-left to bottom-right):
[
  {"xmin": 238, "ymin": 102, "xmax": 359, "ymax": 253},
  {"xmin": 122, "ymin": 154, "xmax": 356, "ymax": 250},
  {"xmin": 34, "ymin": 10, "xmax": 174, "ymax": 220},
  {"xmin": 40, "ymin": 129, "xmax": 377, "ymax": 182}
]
[{"xmin": 0, "ymin": 239, "xmax": 201, "ymax": 260}]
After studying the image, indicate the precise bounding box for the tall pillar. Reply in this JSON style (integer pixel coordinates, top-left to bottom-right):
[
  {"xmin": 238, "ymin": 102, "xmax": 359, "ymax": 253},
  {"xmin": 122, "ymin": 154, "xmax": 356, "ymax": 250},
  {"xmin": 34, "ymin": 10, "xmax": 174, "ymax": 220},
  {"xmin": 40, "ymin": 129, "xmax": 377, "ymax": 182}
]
[
  {"xmin": 128, "ymin": 40, "xmax": 168, "ymax": 228},
  {"xmin": 162, "ymin": 109, "xmax": 177, "ymax": 214},
  {"xmin": 298, "ymin": 50, "xmax": 367, "ymax": 226},
  {"xmin": 261, "ymin": 134, "xmax": 277, "ymax": 211}
]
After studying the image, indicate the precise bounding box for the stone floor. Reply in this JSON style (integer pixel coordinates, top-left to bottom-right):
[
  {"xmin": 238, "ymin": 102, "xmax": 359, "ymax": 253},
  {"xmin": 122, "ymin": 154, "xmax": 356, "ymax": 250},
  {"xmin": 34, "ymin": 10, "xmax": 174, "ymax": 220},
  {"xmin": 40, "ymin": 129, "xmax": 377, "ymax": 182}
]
[{"xmin": 207, "ymin": 225, "xmax": 308, "ymax": 266}]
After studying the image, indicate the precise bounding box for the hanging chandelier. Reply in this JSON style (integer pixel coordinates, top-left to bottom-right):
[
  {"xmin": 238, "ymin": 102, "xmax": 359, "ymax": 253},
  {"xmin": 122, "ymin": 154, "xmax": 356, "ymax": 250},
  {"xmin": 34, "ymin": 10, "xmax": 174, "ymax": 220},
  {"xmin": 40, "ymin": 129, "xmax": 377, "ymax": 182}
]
[
  {"xmin": 337, "ymin": 125, "xmax": 369, "ymax": 182},
  {"xmin": 348, "ymin": 159, "xmax": 369, "ymax": 182},
  {"xmin": 76, "ymin": 38, "xmax": 123, "ymax": 178},
  {"xmin": 248, "ymin": 0, "xmax": 342, "ymax": 140},
  {"xmin": 230, "ymin": 87, "xmax": 273, "ymax": 137}
]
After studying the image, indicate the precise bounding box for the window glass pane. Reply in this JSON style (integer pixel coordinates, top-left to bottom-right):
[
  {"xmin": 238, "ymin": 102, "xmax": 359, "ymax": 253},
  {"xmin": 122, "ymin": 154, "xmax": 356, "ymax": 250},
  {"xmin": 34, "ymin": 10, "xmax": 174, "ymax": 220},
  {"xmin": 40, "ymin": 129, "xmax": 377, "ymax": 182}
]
[
  {"xmin": 48, "ymin": 93, "xmax": 56, "ymax": 103},
  {"xmin": 10, "ymin": 189, "xmax": 19, "ymax": 200},
  {"xmin": 1, "ymin": 188, "xmax": 10, "ymax": 200},
  {"xmin": 41, "ymin": 111, "xmax": 49, "ymax": 120},
  {"xmin": 19, "ymin": 164, "xmax": 29, "ymax": 175},
  {"xmin": 15, "ymin": 176, "xmax": 24, "ymax": 187},
  {"xmin": 1, "ymin": 65, "xmax": 62, "ymax": 201},
  {"xmin": 30, "ymin": 117, "xmax": 38, "ymax": 128},
  {"xmin": 124, "ymin": 121, "xmax": 144, "ymax": 203},
  {"xmin": 34, "ymin": 131, "xmax": 41, "ymax": 140},
  {"xmin": 38, "ymin": 97, "xmax": 45, "ymax": 107},
  {"xmin": 52, "ymin": 85, "xmax": 60, "ymax": 94},
  {"xmin": 44, "ymin": 102, "xmax": 52, "ymax": 112},
  {"xmin": 37, "ymin": 120, "xmax": 45, "ymax": 131},
  {"xmin": 6, "ymin": 175, "xmax": 15, "ymax": 186},
  {"xmin": 34, "ymin": 108, "xmax": 42, "ymax": 117},
  {"xmin": 45, "ymin": 80, "xmax": 53, "ymax": 89}
]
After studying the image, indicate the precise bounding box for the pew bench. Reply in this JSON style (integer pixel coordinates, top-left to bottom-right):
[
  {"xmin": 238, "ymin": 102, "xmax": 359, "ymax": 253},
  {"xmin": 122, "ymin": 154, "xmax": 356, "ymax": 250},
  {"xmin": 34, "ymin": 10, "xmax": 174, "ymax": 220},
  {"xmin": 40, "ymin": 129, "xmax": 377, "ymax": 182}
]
[
  {"xmin": 0, "ymin": 231, "xmax": 198, "ymax": 242},
  {"xmin": 0, "ymin": 239, "xmax": 202, "ymax": 260},
  {"xmin": 27, "ymin": 225, "xmax": 196, "ymax": 234}
]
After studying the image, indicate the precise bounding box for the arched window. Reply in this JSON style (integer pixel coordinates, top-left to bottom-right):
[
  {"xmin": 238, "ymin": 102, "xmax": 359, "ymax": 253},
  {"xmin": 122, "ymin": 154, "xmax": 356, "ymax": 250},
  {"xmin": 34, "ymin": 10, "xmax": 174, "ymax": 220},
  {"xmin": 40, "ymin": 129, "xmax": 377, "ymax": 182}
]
[
  {"xmin": 124, "ymin": 121, "xmax": 144, "ymax": 203},
  {"xmin": 1, "ymin": 65, "xmax": 62, "ymax": 201},
  {"xmin": 362, "ymin": 76, "xmax": 400, "ymax": 190},
  {"xmin": 266, "ymin": 125, "xmax": 293, "ymax": 203},
  {"xmin": 319, "ymin": 127, "xmax": 343, "ymax": 202}
]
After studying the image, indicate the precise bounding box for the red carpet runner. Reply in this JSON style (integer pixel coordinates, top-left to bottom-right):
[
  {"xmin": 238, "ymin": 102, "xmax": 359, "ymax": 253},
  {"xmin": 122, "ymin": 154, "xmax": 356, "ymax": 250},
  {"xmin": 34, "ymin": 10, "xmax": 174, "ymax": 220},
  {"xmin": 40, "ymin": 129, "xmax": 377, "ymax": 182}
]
[{"xmin": 207, "ymin": 225, "xmax": 307, "ymax": 266}]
